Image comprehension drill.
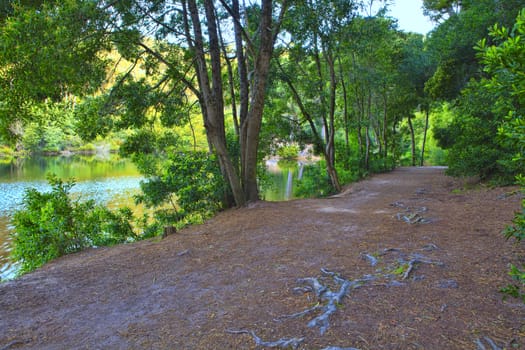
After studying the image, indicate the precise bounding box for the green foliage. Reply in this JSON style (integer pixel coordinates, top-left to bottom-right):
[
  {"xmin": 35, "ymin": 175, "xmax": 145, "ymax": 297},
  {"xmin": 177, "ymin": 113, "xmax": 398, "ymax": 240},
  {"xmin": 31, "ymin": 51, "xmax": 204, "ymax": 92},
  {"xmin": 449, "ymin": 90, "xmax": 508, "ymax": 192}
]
[
  {"xmin": 0, "ymin": 1, "xmax": 110, "ymax": 140},
  {"xmin": 476, "ymin": 9, "xmax": 525, "ymax": 303},
  {"xmin": 503, "ymin": 180, "xmax": 525, "ymax": 243},
  {"xmin": 21, "ymin": 100, "xmax": 88, "ymax": 153},
  {"xmin": 434, "ymin": 78, "xmax": 517, "ymax": 182},
  {"xmin": 277, "ymin": 144, "xmax": 300, "ymax": 160},
  {"xmin": 134, "ymin": 151, "xmax": 225, "ymax": 234},
  {"xmin": 11, "ymin": 174, "xmax": 138, "ymax": 274},
  {"xmin": 424, "ymin": 0, "xmax": 523, "ymax": 101},
  {"xmin": 294, "ymin": 160, "xmax": 336, "ymax": 198},
  {"xmin": 500, "ymin": 264, "xmax": 525, "ymax": 303}
]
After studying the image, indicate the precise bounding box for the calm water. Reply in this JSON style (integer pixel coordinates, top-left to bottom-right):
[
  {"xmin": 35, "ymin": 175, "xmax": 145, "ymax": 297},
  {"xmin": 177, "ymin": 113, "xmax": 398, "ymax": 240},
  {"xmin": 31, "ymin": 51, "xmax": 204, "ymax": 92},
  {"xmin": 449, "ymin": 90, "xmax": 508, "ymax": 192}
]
[
  {"xmin": 0, "ymin": 155, "xmax": 306, "ymax": 280},
  {"xmin": 0, "ymin": 154, "xmax": 142, "ymax": 280},
  {"xmin": 263, "ymin": 159, "xmax": 306, "ymax": 201}
]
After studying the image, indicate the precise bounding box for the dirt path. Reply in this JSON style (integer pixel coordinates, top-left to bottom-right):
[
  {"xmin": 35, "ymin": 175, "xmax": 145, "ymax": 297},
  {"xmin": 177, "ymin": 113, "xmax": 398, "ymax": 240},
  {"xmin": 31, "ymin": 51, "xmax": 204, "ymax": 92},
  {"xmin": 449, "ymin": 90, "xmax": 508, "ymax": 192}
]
[{"xmin": 1, "ymin": 167, "xmax": 523, "ymax": 349}]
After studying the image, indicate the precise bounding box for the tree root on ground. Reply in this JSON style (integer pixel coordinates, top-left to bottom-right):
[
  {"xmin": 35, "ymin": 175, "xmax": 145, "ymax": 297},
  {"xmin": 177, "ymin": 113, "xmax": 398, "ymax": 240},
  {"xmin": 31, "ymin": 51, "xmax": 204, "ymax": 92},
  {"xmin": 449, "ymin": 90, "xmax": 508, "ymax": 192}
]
[
  {"xmin": 227, "ymin": 248, "xmax": 443, "ymax": 348},
  {"xmin": 391, "ymin": 201, "xmax": 431, "ymax": 224},
  {"xmin": 293, "ymin": 269, "xmax": 375, "ymax": 335},
  {"xmin": 400, "ymin": 254, "xmax": 444, "ymax": 280},
  {"xmin": 475, "ymin": 336, "xmax": 502, "ymax": 350},
  {"xmin": 226, "ymin": 329, "xmax": 304, "ymax": 349}
]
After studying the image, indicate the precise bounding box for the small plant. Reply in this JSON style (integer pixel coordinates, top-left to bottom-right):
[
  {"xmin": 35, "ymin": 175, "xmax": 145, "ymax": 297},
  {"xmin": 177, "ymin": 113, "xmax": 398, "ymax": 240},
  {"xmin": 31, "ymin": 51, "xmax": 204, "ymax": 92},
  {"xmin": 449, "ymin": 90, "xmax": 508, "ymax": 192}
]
[
  {"xmin": 501, "ymin": 178, "xmax": 525, "ymax": 302},
  {"xmin": 11, "ymin": 174, "xmax": 138, "ymax": 274}
]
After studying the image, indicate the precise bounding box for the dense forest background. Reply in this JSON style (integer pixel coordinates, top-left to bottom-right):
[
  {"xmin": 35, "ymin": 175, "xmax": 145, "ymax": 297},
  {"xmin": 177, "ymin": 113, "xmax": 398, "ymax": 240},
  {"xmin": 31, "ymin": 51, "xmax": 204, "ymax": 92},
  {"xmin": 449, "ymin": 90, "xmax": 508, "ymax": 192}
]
[{"xmin": 0, "ymin": 0, "xmax": 524, "ymax": 296}]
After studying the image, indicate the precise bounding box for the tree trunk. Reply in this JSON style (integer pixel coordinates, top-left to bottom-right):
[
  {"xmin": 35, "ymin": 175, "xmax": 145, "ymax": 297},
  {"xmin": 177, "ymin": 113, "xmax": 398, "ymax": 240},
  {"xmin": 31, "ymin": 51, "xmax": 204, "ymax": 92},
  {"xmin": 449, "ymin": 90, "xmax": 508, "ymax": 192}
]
[
  {"xmin": 218, "ymin": 20, "xmax": 240, "ymax": 137},
  {"xmin": 337, "ymin": 57, "xmax": 350, "ymax": 169},
  {"xmin": 365, "ymin": 89, "xmax": 372, "ymax": 170},
  {"xmin": 407, "ymin": 114, "xmax": 416, "ymax": 166},
  {"xmin": 241, "ymin": 0, "xmax": 277, "ymax": 202},
  {"xmin": 420, "ymin": 107, "xmax": 429, "ymax": 166},
  {"xmin": 187, "ymin": 0, "xmax": 245, "ymax": 206},
  {"xmin": 365, "ymin": 124, "xmax": 371, "ymax": 170},
  {"xmin": 382, "ymin": 88, "xmax": 388, "ymax": 159},
  {"xmin": 232, "ymin": 0, "xmax": 249, "ymax": 182},
  {"xmin": 325, "ymin": 51, "xmax": 341, "ymax": 192},
  {"xmin": 277, "ymin": 58, "xmax": 340, "ymax": 192},
  {"xmin": 184, "ymin": 0, "xmax": 286, "ymax": 206}
]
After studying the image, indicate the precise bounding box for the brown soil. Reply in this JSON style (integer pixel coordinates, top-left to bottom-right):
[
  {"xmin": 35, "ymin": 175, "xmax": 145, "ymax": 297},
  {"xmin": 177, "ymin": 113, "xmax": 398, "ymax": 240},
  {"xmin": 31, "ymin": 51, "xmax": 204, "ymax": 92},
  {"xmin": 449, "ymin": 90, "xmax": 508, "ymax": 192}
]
[{"xmin": 1, "ymin": 167, "xmax": 524, "ymax": 350}]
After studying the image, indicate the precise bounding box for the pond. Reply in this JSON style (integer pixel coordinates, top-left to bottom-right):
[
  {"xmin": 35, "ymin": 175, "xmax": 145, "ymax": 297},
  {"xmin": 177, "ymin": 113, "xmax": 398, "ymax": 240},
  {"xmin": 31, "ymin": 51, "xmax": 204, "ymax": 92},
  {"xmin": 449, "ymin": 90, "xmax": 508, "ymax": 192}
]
[
  {"xmin": 0, "ymin": 154, "xmax": 309, "ymax": 280},
  {"xmin": 0, "ymin": 154, "xmax": 143, "ymax": 280}
]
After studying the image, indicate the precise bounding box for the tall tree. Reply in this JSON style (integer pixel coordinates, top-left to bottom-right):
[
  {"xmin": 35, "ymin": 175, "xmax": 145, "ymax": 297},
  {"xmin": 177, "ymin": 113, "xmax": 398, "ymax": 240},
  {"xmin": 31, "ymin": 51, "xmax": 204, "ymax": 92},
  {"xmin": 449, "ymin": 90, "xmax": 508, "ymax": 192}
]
[
  {"xmin": 0, "ymin": 0, "xmax": 288, "ymax": 206},
  {"xmin": 277, "ymin": 0, "xmax": 361, "ymax": 191}
]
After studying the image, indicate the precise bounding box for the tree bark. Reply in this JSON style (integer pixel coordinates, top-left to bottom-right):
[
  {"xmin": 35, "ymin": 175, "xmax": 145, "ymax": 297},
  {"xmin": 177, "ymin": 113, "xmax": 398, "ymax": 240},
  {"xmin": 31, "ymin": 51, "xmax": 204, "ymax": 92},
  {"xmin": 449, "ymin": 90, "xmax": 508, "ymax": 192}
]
[
  {"xmin": 420, "ymin": 107, "xmax": 429, "ymax": 166},
  {"xmin": 382, "ymin": 87, "xmax": 388, "ymax": 159},
  {"xmin": 218, "ymin": 18, "xmax": 240, "ymax": 137},
  {"xmin": 337, "ymin": 56, "xmax": 350, "ymax": 169},
  {"xmin": 187, "ymin": 0, "xmax": 245, "ymax": 206},
  {"xmin": 407, "ymin": 114, "xmax": 416, "ymax": 166},
  {"xmin": 325, "ymin": 51, "xmax": 341, "ymax": 192},
  {"xmin": 241, "ymin": 0, "xmax": 276, "ymax": 202}
]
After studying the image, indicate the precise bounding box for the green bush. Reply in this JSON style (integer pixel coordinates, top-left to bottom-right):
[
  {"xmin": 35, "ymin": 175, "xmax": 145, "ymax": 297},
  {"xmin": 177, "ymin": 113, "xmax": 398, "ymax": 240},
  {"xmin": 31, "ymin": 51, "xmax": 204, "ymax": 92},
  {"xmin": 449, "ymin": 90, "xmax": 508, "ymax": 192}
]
[
  {"xmin": 134, "ymin": 151, "xmax": 226, "ymax": 234},
  {"xmin": 294, "ymin": 160, "xmax": 335, "ymax": 198},
  {"xmin": 11, "ymin": 175, "xmax": 138, "ymax": 274},
  {"xmin": 477, "ymin": 10, "xmax": 525, "ymax": 303},
  {"xmin": 277, "ymin": 144, "xmax": 300, "ymax": 160}
]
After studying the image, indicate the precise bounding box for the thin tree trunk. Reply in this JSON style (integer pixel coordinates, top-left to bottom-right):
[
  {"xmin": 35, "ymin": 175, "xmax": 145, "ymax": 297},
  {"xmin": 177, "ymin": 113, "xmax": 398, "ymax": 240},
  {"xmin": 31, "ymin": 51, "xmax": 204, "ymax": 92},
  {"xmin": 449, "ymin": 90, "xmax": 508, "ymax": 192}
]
[
  {"xmin": 325, "ymin": 51, "xmax": 340, "ymax": 191},
  {"xmin": 337, "ymin": 57, "xmax": 350, "ymax": 169},
  {"xmin": 365, "ymin": 89, "xmax": 372, "ymax": 169},
  {"xmin": 218, "ymin": 20, "xmax": 240, "ymax": 137},
  {"xmin": 382, "ymin": 88, "xmax": 388, "ymax": 159},
  {"xmin": 365, "ymin": 124, "xmax": 371, "ymax": 170},
  {"xmin": 277, "ymin": 58, "xmax": 340, "ymax": 192},
  {"xmin": 407, "ymin": 114, "xmax": 416, "ymax": 166},
  {"xmin": 420, "ymin": 107, "xmax": 429, "ymax": 166},
  {"xmin": 232, "ymin": 0, "xmax": 249, "ymax": 182}
]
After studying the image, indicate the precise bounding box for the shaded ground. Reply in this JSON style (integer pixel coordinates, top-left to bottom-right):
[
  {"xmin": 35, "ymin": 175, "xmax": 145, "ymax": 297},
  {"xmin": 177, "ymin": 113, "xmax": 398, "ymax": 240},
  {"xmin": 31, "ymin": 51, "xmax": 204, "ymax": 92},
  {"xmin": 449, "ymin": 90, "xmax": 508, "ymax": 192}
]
[{"xmin": 1, "ymin": 167, "xmax": 524, "ymax": 349}]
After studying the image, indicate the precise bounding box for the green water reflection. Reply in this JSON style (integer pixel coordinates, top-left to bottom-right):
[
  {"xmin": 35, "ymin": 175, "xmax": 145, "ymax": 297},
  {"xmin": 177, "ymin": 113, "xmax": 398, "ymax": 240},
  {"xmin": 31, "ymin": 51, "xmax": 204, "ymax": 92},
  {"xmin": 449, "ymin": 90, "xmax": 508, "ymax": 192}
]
[
  {"xmin": 0, "ymin": 154, "xmax": 142, "ymax": 280},
  {"xmin": 263, "ymin": 159, "xmax": 306, "ymax": 201}
]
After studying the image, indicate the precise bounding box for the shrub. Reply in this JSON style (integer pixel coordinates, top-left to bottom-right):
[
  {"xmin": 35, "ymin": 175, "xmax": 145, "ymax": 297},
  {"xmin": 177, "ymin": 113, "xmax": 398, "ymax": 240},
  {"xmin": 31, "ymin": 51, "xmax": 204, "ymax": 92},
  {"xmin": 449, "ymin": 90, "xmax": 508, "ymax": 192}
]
[
  {"xmin": 294, "ymin": 160, "xmax": 335, "ymax": 198},
  {"xmin": 477, "ymin": 10, "xmax": 525, "ymax": 303},
  {"xmin": 11, "ymin": 175, "xmax": 138, "ymax": 274},
  {"xmin": 277, "ymin": 144, "xmax": 300, "ymax": 160},
  {"xmin": 134, "ymin": 151, "xmax": 226, "ymax": 233}
]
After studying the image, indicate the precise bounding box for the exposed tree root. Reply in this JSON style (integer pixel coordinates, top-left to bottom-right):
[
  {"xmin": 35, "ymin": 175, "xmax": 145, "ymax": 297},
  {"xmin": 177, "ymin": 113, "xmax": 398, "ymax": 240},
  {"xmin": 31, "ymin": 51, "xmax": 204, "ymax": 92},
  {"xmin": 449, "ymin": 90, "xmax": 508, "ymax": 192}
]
[
  {"xmin": 475, "ymin": 336, "xmax": 502, "ymax": 350},
  {"xmin": 391, "ymin": 201, "xmax": 431, "ymax": 224},
  {"xmin": 361, "ymin": 253, "xmax": 378, "ymax": 266},
  {"xmin": 400, "ymin": 253, "xmax": 444, "ymax": 280},
  {"xmin": 281, "ymin": 269, "xmax": 375, "ymax": 336},
  {"xmin": 229, "ymin": 248, "xmax": 443, "ymax": 348},
  {"xmin": 226, "ymin": 329, "xmax": 304, "ymax": 349}
]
